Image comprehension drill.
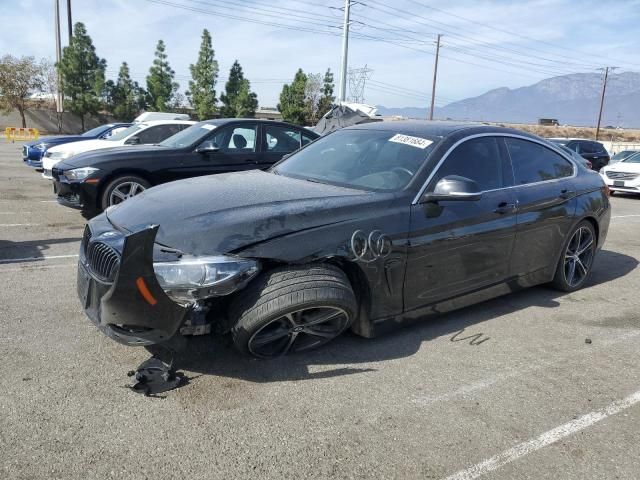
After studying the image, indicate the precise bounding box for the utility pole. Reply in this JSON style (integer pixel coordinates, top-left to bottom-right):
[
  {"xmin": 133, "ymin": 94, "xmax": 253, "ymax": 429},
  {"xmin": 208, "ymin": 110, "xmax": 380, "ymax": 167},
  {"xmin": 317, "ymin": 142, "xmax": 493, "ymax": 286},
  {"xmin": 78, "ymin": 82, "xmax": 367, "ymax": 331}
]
[
  {"xmin": 338, "ymin": 0, "xmax": 351, "ymax": 104},
  {"xmin": 428, "ymin": 34, "xmax": 442, "ymax": 121},
  {"xmin": 66, "ymin": 0, "xmax": 72, "ymax": 42},
  {"xmin": 54, "ymin": 0, "xmax": 64, "ymax": 127},
  {"xmin": 595, "ymin": 66, "xmax": 616, "ymax": 140}
]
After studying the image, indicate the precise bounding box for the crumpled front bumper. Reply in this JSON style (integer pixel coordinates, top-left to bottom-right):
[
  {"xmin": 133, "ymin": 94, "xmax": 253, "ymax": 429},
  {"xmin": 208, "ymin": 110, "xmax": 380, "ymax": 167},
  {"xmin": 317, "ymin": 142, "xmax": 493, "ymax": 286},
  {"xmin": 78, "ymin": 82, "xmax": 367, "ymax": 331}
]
[{"xmin": 78, "ymin": 220, "xmax": 189, "ymax": 346}]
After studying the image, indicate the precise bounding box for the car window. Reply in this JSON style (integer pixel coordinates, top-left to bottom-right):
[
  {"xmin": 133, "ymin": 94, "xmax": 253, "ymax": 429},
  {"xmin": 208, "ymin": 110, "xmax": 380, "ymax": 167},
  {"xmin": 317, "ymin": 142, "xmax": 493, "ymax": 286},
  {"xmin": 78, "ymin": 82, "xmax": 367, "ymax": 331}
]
[
  {"xmin": 430, "ymin": 137, "xmax": 507, "ymax": 191},
  {"xmin": 211, "ymin": 125, "xmax": 257, "ymax": 152},
  {"xmin": 137, "ymin": 124, "xmax": 183, "ymax": 144},
  {"xmin": 578, "ymin": 142, "xmax": 596, "ymax": 154},
  {"xmin": 100, "ymin": 126, "xmax": 128, "ymax": 139},
  {"xmin": 302, "ymin": 132, "xmax": 316, "ymax": 146},
  {"xmin": 505, "ymin": 137, "xmax": 574, "ymax": 184},
  {"xmin": 565, "ymin": 142, "xmax": 578, "ymax": 153},
  {"xmin": 264, "ymin": 125, "xmax": 301, "ymax": 153},
  {"xmin": 107, "ymin": 124, "xmax": 144, "ymax": 141},
  {"xmin": 592, "ymin": 142, "xmax": 607, "ymax": 154}
]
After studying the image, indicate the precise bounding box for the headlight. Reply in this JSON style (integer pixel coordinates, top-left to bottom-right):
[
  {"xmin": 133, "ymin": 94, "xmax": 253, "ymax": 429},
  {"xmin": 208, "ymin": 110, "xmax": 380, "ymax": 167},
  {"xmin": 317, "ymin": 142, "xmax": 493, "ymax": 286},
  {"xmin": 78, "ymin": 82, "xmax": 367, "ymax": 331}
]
[
  {"xmin": 65, "ymin": 167, "xmax": 99, "ymax": 181},
  {"xmin": 153, "ymin": 255, "xmax": 260, "ymax": 304}
]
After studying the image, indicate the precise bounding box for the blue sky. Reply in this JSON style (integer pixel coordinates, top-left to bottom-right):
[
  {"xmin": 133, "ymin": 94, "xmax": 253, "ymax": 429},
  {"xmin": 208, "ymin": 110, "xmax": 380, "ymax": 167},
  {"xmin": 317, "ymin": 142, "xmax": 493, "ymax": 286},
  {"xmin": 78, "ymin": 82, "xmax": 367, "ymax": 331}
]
[{"xmin": 2, "ymin": 0, "xmax": 640, "ymax": 108}]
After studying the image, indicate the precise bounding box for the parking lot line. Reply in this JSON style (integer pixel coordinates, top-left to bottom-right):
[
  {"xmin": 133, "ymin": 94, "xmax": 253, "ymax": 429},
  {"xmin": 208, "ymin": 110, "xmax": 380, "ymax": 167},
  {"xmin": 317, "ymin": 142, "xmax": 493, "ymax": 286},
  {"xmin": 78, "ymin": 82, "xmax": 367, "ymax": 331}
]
[
  {"xmin": 611, "ymin": 214, "xmax": 640, "ymax": 218},
  {"xmin": 0, "ymin": 263, "xmax": 76, "ymax": 273},
  {"xmin": 0, "ymin": 254, "xmax": 79, "ymax": 264},
  {"xmin": 442, "ymin": 388, "xmax": 640, "ymax": 480},
  {"xmin": 0, "ymin": 223, "xmax": 39, "ymax": 227}
]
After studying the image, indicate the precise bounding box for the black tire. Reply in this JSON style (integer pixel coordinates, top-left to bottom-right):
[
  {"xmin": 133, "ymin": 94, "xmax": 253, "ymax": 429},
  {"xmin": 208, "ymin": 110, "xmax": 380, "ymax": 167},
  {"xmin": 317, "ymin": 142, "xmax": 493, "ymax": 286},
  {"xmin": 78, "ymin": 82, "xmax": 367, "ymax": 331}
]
[
  {"xmin": 230, "ymin": 264, "xmax": 357, "ymax": 358},
  {"xmin": 551, "ymin": 220, "xmax": 597, "ymax": 292},
  {"xmin": 100, "ymin": 175, "xmax": 151, "ymax": 211}
]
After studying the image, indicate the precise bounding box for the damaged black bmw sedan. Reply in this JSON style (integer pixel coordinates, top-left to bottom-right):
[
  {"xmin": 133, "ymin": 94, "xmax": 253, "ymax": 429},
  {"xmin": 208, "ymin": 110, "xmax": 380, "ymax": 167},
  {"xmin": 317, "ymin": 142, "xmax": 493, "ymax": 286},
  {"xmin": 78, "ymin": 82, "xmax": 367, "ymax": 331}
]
[{"xmin": 78, "ymin": 121, "xmax": 610, "ymax": 358}]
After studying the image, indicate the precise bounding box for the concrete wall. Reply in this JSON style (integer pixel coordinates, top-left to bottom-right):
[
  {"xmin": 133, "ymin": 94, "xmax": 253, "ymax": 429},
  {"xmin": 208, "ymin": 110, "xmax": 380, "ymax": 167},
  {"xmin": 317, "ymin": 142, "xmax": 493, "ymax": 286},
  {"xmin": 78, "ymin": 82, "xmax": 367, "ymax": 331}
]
[{"xmin": 0, "ymin": 109, "xmax": 118, "ymax": 135}]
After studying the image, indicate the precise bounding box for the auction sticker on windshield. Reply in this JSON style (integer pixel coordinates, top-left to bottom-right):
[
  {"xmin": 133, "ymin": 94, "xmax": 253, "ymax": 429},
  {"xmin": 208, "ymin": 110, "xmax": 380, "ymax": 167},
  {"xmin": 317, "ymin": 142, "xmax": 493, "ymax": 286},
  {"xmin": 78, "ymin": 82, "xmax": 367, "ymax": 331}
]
[{"xmin": 389, "ymin": 134, "xmax": 433, "ymax": 149}]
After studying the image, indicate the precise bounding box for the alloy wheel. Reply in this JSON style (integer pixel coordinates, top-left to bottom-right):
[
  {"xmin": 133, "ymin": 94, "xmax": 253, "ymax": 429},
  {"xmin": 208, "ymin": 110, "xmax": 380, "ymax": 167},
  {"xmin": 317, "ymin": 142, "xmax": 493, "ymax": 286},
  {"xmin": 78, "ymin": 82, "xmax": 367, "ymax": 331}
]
[
  {"xmin": 563, "ymin": 226, "xmax": 595, "ymax": 287},
  {"xmin": 248, "ymin": 306, "xmax": 350, "ymax": 358},
  {"xmin": 109, "ymin": 181, "xmax": 146, "ymax": 206}
]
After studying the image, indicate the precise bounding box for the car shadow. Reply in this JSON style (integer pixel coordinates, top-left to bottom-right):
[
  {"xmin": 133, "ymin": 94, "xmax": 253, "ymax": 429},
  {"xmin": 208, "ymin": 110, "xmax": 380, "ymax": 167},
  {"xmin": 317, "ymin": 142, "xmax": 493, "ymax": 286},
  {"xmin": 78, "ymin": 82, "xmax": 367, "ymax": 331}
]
[
  {"xmin": 0, "ymin": 237, "xmax": 81, "ymax": 264},
  {"xmin": 174, "ymin": 248, "xmax": 638, "ymax": 384}
]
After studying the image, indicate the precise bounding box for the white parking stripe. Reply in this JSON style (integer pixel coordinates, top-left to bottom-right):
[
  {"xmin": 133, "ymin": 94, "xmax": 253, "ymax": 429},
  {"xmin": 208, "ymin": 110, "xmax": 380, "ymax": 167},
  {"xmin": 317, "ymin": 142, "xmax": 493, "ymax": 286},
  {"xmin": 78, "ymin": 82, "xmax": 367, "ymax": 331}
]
[
  {"xmin": 40, "ymin": 200, "xmax": 58, "ymax": 203},
  {"xmin": 442, "ymin": 389, "xmax": 640, "ymax": 480},
  {"xmin": 0, "ymin": 223, "xmax": 38, "ymax": 227},
  {"xmin": 612, "ymin": 214, "xmax": 640, "ymax": 218},
  {"xmin": 0, "ymin": 254, "xmax": 78, "ymax": 264}
]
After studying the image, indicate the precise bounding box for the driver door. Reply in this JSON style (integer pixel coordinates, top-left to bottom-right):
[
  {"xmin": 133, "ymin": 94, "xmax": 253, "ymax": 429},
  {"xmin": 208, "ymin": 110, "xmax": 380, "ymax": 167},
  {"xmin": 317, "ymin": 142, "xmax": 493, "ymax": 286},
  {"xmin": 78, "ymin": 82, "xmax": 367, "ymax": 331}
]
[
  {"xmin": 179, "ymin": 123, "xmax": 260, "ymax": 178},
  {"xmin": 404, "ymin": 136, "xmax": 518, "ymax": 311}
]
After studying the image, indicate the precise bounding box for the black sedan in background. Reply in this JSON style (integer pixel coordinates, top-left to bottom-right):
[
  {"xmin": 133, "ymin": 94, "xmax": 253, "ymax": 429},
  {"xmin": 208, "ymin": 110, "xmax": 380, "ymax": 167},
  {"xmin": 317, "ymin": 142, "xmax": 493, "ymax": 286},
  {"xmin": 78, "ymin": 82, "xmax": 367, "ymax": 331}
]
[
  {"xmin": 78, "ymin": 122, "xmax": 610, "ymax": 358},
  {"xmin": 548, "ymin": 138, "xmax": 610, "ymax": 171},
  {"xmin": 52, "ymin": 119, "xmax": 318, "ymax": 216}
]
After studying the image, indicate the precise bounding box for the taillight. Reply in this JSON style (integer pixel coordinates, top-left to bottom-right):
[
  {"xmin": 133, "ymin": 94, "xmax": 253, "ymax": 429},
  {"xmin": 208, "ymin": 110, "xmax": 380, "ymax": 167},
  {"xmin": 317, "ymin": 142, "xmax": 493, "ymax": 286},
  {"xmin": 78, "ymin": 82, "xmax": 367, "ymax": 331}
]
[
  {"xmin": 602, "ymin": 185, "xmax": 610, "ymax": 197},
  {"xmin": 587, "ymin": 160, "xmax": 593, "ymax": 169}
]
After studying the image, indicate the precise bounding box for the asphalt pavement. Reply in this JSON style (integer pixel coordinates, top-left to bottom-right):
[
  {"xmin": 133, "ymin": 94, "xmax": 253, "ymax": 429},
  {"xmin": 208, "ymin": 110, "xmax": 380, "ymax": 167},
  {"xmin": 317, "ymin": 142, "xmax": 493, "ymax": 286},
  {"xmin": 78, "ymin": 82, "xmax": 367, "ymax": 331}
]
[{"xmin": 0, "ymin": 141, "xmax": 639, "ymax": 480}]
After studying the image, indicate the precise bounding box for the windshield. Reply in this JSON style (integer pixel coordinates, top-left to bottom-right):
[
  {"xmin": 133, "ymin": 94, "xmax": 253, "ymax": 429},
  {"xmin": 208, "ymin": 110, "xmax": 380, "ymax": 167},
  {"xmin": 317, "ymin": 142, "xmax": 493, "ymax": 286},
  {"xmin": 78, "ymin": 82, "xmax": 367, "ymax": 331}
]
[
  {"xmin": 612, "ymin": 151, "xmax": 638, "ymax": 163},
  {"xmin": 81, "ymin": 124, "xmax": 113, "ymax": 137},
  {"xmin": 106, "ymin": 124, "xmax": 144, "ymax": 141},
  {"xmin": 274, "ymin": 129, "xmax": 437, "ymax": 191},
  {"xmin": 621, "ymin": 152, "xmax": 640, "ymax": 163},
  {"xmin": 159, "ymin": 122, "xmax": 216, "ymax": 148}
]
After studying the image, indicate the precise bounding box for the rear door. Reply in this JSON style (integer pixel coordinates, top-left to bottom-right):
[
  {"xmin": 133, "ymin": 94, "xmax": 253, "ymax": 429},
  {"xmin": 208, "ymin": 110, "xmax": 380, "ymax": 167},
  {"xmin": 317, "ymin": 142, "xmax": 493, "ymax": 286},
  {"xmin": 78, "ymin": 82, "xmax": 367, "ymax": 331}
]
[
  {"xmin": 178, "ymin": 123, "xmax": 260, "ymax": 177},
  {"xmin": 404, "ymin": 135, "xmax": 518, "ymax": 310},
  {"xmin": 504, "ymin": 137, "xmax": 577, "ymax": 278}
]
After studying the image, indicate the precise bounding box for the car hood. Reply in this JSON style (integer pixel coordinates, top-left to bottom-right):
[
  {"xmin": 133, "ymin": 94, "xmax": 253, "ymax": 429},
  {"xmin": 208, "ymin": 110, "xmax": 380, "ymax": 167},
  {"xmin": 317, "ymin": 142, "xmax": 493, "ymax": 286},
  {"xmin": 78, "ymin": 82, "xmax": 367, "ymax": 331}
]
[
  {"xmin": 47, "ymin": 138, "xmax": 127, "ymax": 156},
  {"xmin": 62, "ymin": 145, "xmax": 174, "ymax": 167},
  {"xmin": 603, "ymin": 162, "xmax": 640, "ymax": 173},
  {"xmin": 105, "ymin": 170, "xmax": 386, "ymax": 256},
  {"xmin": 25, "ymin": 135, "xmax": 89, "ymax": 147}
]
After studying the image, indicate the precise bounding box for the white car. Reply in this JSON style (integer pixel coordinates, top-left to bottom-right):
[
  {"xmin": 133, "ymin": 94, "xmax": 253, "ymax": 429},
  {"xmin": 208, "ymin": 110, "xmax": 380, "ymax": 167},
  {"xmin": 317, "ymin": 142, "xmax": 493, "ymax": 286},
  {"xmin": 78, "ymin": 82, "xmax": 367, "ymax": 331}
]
[
  {"xmin": 600, "ymin": 152, "xmax": 640, "ymax": 195},
  {"xmin": 41, "ymin": 120, "xmax": 195, "ymax": 179}
]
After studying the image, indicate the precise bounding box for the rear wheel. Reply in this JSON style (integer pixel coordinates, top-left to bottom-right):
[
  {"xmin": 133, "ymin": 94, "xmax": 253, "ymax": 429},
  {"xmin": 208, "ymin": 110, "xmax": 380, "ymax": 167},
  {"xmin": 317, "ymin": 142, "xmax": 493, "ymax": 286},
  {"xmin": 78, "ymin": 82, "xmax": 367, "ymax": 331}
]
[
  {"xmin": 230, "ymin": 264, "xmax": 357, "ymax": 358},
  {"xmin": 551, "ymin": 220, "xmax": 597, "ymax": 291},
  {"xmin": 100, "ymin": 175, "xmax": 150, "ymax": 210}
]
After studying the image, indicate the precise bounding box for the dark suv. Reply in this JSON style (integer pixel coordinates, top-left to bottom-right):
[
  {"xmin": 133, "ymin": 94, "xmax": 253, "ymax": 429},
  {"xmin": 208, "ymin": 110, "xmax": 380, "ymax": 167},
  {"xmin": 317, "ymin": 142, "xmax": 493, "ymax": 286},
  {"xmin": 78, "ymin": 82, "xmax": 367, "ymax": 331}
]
[{"xmin": 548, "ymin": 139, "xmax": 610, "ymax": 171}]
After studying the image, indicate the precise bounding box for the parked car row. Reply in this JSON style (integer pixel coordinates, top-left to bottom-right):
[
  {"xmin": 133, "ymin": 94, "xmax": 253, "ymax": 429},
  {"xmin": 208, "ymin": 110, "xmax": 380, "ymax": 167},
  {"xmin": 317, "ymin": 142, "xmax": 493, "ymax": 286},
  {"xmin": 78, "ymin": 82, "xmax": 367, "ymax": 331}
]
[{"xmin": 40, "ymin": 119, "xmax": 610, "ymax": 363}]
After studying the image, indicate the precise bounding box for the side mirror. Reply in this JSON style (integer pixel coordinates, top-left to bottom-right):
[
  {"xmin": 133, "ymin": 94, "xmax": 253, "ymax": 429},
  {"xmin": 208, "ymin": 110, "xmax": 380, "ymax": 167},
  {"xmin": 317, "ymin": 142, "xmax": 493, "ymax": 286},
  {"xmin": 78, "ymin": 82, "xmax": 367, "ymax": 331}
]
[
  {"xmin": 421, "ymin": 175, "xmax": 483, "ymax": 203},
  {"xmin": 196, "ymin": 140, "xmax": 219, "ymax": 153},
  {"xmin": 125, "ymin": 136, "xmax": 140, "ymax": 145}
]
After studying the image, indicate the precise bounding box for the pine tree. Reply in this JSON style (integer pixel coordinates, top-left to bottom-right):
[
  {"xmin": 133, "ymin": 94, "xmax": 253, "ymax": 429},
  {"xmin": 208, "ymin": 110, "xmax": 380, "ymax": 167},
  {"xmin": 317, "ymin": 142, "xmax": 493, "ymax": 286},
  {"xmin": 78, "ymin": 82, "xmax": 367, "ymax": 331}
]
[
  {"xmin": 317, "ymin": 68, "xmax": 335, "ymax": 119},
  {"xmin": 112, "ymin": 62, "xmax": 140, "ymax": 121},
  {"xmin": 146, "ymin": 40, "xmax": 179, "ymax": 112},
  {"xmin": 220, "ymin": 60, "xmax": 258, "ymax": 118},
  {"xmin": 57, "ymin": 22, "xmax": 106, "ymax": 130},
  {"xmin": 278, "ymin": 68, "xmax": 308, "ymax": 125},
  {"xmin": 186, "ymin": 29, "xmax": 218, "ymax": 120}
]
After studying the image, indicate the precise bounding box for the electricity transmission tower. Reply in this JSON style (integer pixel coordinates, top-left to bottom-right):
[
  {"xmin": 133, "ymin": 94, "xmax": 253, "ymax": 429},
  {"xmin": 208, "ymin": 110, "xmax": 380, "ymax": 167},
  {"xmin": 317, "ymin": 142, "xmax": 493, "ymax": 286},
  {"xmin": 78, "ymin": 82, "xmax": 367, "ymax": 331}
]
[{"xmin": 347, "ymin": 65, "xmax": 373, "ymax": 103}]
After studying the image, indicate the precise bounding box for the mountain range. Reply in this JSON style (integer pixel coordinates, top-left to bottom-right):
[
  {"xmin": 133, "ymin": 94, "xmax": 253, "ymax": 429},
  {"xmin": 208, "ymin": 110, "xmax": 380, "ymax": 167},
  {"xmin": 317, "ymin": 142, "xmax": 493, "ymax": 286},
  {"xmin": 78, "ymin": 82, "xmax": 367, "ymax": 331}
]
[{"xmin": 375, "ymin": 72, "xmax": 640, "ymax": 128}]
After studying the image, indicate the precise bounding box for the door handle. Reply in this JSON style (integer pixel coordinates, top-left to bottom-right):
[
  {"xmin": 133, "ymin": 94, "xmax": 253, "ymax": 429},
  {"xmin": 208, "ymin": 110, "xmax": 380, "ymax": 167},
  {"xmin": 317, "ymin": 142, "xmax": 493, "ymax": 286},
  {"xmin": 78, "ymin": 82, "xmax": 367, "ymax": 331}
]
[
  {"xmin": 494, "ymin": 202, "xmax": 517, "ymax": 214},
  {"xmin": 559, "ymin": 189, "xmax": 575, "ymax": 199}
]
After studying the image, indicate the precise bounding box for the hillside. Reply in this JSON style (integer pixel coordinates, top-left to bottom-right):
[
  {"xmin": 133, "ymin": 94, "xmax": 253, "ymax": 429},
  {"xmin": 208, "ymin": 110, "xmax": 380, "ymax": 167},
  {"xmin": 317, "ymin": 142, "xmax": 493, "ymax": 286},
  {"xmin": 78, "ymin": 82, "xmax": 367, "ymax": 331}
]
[{"xmin": 376, "ymin": 71, "xmax": 640, "ymax": 127}]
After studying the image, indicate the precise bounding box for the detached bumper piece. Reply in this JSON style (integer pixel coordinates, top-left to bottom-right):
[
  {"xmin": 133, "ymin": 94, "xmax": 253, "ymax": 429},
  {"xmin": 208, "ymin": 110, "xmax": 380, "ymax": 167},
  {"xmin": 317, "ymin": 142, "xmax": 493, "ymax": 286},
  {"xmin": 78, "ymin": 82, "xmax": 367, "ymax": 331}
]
[
  {"xmin": 78, "ymin": 224, "xmax": 189, "ymax": 346},
  {"xmin": 127, "ymin": 356, "xmax": 187, "ymax": 397}
]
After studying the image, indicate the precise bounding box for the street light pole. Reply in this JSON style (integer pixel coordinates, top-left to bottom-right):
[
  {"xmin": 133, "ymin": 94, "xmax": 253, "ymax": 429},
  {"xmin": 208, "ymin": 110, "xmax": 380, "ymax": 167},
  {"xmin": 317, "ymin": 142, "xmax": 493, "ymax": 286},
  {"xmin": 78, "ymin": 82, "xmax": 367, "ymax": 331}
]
[
  {"xmin": 66, "ymin": 0, "xmax": 73, "ymax": 42},
  {"xmin": 429, "ymin": 34, "xmax": 442, "ymax": 121},
  {"xmin": 54, "ymin": 0, "xmax": 64, "ymax": 126}
]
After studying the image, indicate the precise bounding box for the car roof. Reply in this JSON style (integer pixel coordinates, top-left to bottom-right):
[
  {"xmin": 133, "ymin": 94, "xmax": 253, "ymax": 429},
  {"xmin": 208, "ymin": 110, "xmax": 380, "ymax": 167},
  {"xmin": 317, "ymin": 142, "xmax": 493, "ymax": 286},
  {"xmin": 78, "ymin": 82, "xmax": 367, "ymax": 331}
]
[
  {"xmin": 343, "ymin": 120, "xmax": 541, "ymax": 139},
  {"xmin": 137, "ymin": 120, "xmax": 196, "ymax": 127}
]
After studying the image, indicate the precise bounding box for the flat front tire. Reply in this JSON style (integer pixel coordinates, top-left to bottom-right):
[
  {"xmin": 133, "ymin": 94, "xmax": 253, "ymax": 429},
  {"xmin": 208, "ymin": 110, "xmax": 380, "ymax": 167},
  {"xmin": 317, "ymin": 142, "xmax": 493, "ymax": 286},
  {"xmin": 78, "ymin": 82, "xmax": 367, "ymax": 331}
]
[
  {"xmin": 551, "ymin": 220, "xmax": 597, "ymax": 292},
  {"xmin": 230, "ymin": 264, "xmax": 357, "ymax": 358}
]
